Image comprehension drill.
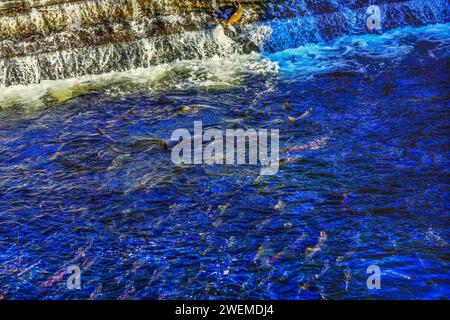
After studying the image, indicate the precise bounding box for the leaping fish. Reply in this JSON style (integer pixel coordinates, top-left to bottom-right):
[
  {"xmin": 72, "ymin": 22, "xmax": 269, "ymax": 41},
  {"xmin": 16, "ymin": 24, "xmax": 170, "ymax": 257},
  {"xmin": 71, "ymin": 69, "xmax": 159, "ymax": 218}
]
[
  {"xmin": 223, "ymin": 1, "xmax": 244, "ymax": 27},
  {"xmin": 305, "ymin": 231, "xmax": 327, "ymax": 258}
]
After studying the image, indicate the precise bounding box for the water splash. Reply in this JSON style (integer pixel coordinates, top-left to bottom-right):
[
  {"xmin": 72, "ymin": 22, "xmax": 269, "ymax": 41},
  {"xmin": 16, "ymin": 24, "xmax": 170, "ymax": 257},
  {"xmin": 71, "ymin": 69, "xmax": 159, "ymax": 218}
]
[
  {"xmin": 268, "ymin": 23, "xmax": 450, "ymax": 80},
  {"xmin": 0, "ymin": 51, "xmax": 279, "ymax": 108},
  {"xmin": 0, "ymin": 0, "xmax": 448, "ymax": 87}
]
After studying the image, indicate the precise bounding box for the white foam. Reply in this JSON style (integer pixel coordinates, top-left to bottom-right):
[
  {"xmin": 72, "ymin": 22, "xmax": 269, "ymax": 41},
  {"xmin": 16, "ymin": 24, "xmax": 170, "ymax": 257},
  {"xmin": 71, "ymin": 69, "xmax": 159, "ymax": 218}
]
[{"xmin": 0, "ymin": 52, "xmax": 279, "ymax": 109}]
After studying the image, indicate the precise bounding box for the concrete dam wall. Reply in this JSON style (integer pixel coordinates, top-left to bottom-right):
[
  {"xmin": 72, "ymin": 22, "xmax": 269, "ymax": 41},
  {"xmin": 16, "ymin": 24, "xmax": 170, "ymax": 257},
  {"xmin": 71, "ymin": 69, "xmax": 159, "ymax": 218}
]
[{"xmin": 0, "ymin": 0, "xmax": 449, "ymax": 87}]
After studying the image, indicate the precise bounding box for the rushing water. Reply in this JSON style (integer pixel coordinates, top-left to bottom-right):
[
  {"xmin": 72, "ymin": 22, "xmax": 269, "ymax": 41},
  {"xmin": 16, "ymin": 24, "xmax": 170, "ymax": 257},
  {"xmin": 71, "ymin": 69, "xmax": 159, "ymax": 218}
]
[
  {"xmin": 0, "ymin": 22, "xmax": 449, "ymax": 299},
  {"xmin": 1, "ymin": 0, "xmax": 449, "ymax": 86}
]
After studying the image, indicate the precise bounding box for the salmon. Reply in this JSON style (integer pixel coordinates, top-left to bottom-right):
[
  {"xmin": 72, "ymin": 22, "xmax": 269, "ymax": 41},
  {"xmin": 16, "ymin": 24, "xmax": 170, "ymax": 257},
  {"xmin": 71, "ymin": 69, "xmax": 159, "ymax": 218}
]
[
  {"xmin": 42, "ymin": 269, "xmax": 66, "ymax": 287},
  {"xmin": 223, "ymin": 2, "xmax": 244, "ymax": 27},
  {"xmin": 305, "ymin": 231, "xmax": 327, "ymax": 258}
]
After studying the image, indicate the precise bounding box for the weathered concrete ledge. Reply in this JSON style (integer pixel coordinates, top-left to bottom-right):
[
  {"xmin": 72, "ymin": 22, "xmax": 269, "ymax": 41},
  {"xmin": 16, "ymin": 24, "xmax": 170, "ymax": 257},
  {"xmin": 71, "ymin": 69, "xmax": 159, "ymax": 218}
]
[
  {"xmin": 0, "ymin": 0, "xmax": 424, "ymax": 61},
  {"xmin": 0, "ymin": 0, "xmax": 263, "ymax": 60},
  {"xmin": 0, "ymin": 0, "xmax": 448, "ymax": 87}
]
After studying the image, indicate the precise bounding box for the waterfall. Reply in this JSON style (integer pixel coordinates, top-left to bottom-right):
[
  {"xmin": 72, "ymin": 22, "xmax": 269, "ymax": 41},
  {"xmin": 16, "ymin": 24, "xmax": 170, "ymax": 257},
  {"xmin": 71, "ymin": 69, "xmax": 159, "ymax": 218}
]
[
  {"xmin": 0, "ymin": 0, "xmax": 449, "ymax": 87},
  {"xmin": 258, "ymin": 0, "xmax": 450, "ymax": 52}
]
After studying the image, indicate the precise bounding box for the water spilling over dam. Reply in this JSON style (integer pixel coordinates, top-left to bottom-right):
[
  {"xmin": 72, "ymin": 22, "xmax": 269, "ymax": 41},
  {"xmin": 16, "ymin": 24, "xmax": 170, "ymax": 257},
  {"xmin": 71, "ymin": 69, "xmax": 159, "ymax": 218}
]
[
  {"xmin": 0, "ymin": 1, "xmax": 449, "ymax": 301},
  {"xmin": 0, "ymin": 0, "xmax": 448, "ymax": 87}
]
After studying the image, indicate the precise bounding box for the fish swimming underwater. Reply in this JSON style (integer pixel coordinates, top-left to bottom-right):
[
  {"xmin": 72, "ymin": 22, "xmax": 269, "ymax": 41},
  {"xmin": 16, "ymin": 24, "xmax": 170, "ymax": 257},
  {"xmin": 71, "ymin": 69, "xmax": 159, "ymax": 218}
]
[
  {"xmin": 282, "ymin": 137, "xmax": 330, "ymax": 154},
  {"xmin": 305, "ymin": 231, "xmax": 327, "ymax": 258},
  {"xmin": 223, "ymin": 1, "xmax": 244, "ymax": 27}
]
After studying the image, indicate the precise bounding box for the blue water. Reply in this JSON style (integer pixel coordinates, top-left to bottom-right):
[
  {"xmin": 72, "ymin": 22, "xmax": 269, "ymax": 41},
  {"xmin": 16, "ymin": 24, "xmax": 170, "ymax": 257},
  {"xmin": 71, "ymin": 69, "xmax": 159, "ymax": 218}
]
[{"xmin": 0, "ymin": 23, "xmax": 449, "ymax": 300}]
